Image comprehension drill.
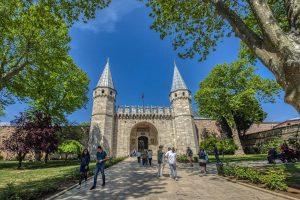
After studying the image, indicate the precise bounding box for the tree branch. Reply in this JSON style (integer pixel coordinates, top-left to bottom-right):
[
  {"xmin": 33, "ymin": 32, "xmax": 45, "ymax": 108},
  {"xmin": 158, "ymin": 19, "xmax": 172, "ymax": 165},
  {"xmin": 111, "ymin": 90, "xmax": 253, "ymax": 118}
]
[
  {"xmin": 0, "ymin": 61, "xmax": 29, "ymax": 88},
  {"xmin": 247, "ymin": 0, "xmax": 293, "ymax": 52},
  {"xmin": 211, "ymin": 0, "xmax": 284, "ymax": 83}
]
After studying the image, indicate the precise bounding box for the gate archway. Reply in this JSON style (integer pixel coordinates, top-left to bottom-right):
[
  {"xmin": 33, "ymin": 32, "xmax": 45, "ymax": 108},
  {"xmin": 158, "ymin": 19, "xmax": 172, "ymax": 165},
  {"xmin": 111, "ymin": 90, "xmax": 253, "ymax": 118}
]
[{"xmin": 130, "ymin": 121, "xmax": 158, "ymax": 154}]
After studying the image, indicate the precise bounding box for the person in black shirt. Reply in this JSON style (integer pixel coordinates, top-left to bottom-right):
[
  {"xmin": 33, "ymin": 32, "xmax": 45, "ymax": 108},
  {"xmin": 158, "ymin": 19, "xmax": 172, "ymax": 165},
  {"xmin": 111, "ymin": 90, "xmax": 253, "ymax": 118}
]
[{"xmin": 79, "ymin": 149, "xmax": 90, "ymax": 188}]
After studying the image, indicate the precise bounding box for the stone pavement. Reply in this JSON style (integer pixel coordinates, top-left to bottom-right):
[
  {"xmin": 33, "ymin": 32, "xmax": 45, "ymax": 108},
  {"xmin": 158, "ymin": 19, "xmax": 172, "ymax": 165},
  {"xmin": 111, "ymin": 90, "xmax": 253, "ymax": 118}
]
[{"xmin": 54, "ymin": 158, "xmax": 286, "ymax": 200}]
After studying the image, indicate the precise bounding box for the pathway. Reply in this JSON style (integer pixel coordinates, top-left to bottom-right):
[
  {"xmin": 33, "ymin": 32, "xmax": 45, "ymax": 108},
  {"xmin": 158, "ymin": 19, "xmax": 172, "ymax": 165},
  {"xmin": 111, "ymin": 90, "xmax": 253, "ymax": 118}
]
[{"xmin": 54, "ymin": 158, "xmax": 286, "ymax": 200}]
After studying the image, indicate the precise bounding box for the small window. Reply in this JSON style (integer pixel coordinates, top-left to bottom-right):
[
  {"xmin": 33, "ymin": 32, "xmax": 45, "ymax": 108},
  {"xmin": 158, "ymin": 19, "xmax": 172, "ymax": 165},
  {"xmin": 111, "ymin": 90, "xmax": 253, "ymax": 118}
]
[
  {"xmin": 110, "ymin": 91, "xmax": 113, "ymax": 95},
  {"xmin": 102, "ymin": 90, "xmax": 105, "ymax": 94},
  {"xmin": 174, "ymin": 93, "xmax": 177, "ymax": 97},
  {"xmin": 182, "ymin": 92, "xmax": 185, "ymax": 96}
]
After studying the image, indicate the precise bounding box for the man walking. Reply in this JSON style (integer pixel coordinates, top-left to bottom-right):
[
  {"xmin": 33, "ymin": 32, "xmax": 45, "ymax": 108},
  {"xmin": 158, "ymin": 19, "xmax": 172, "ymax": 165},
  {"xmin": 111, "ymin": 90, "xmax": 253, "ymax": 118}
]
[
  {"xmin": 157, "ymin": 145, "xmax": 164, "ymax": 177},
  {"xmin": 90, "ymin": 146, "xmax": 109, "ymax": 190},
  {"xmin": 186, "ymin": 147, "xmax": 193, "ymax": 167}
]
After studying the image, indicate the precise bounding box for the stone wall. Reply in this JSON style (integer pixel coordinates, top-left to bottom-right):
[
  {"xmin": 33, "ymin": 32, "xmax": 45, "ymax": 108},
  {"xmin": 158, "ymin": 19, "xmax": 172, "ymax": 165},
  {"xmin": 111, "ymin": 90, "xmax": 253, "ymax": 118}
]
[{"xmin": 241, "ymin": 123, "xmax": 300, "ymax": 152}]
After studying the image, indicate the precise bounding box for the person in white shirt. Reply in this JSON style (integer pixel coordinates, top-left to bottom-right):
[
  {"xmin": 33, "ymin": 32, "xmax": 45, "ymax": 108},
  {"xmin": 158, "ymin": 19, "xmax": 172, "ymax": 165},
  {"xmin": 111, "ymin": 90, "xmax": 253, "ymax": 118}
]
[
  {"xmin": 165, "ymin": 147, "xmax": 178, "ymax": 181},
  {"xmin": 164, "ymin": 147, "xmax": 172, "ymax": 176}
]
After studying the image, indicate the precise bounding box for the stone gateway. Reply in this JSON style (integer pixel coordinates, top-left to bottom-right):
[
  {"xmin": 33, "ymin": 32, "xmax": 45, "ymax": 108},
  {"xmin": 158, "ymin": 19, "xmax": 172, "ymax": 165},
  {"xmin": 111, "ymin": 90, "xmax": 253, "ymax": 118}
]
[{"xmin": 88, "ymin": 59, "xmax": 199, "ymax": 157}]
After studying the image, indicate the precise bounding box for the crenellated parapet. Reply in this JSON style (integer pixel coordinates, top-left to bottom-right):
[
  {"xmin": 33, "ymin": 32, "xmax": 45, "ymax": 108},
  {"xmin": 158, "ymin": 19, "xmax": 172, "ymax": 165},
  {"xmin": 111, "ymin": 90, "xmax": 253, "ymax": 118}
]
[{"xmin": 117, "ymin": 106, "xmax": 172, "ymax": 119}]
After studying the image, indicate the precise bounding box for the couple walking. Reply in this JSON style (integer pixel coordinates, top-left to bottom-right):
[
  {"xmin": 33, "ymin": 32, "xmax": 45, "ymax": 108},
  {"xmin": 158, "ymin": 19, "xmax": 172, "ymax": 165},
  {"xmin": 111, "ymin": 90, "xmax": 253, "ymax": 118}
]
[
  {"xmin": 78, "ymin": 146, "xmax": 109, "ymax": 190},
  {"xmin": 157, "ymin": 145, "xmax": 178, "ymax": 181}
]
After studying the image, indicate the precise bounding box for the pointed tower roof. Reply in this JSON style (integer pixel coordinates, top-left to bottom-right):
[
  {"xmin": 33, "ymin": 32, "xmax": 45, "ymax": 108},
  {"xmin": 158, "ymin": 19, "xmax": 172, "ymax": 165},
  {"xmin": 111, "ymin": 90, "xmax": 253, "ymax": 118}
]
[
  {"xmin": 97, "ymin": 58, "xmax": 114, "ymax": 89},
  {"xmin": 171, "ymin": 61, "xmax": 188, "ymax": 92}
]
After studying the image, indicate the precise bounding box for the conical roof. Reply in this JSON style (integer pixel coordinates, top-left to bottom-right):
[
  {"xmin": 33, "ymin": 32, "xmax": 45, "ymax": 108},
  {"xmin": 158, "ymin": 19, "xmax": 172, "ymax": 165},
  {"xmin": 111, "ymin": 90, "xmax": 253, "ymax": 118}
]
[
  {"xmin": 97, "ymin": 58, "xmax": 114, "ymax": 89},
  {"xmin": 171, "ymin": 62, "xmax": 188, "ymax": 92}
]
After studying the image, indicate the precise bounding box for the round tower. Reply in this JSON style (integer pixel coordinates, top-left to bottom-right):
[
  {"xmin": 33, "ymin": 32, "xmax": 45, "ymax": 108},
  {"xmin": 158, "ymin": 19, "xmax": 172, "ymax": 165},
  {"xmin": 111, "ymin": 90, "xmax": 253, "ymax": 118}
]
[
  {"xmin": 89, "ymin": 58, "xmax": 116, "ymax": 157},
  {"xmin": 170, "ymin": 62, "xmax": 199, "ymax": 155}
]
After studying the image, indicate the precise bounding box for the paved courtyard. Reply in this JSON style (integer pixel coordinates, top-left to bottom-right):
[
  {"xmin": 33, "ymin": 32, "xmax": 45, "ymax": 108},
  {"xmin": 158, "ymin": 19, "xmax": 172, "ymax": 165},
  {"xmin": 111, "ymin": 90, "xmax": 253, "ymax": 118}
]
[{"xmin": 54, "ymin": 158, "xmax": 286, "ymax": 200}]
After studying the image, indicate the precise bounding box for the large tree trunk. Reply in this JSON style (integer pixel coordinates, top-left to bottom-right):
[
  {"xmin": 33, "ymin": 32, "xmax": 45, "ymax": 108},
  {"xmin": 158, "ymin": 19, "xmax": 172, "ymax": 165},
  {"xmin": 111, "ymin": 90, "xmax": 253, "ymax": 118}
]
[
  {"xmin": 213, "ymin": 0, "xmax": 300, "ymax": 112},
  {"xmin": 230, "ymin": 123, "xmax": 245, "ymax": 155}
]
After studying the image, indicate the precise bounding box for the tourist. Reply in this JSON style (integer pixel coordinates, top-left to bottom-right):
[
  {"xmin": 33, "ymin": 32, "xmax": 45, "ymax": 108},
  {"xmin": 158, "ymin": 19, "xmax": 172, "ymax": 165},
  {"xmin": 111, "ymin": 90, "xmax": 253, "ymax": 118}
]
[
  {"xmin": 166, "ymin": 147, "xmax": 178, "ymax": 181},
  {"xmin": 148, "ymin": 149, "xmax": 153, "ymax": 166},
  {"xmin": 136, "ymin": 151, "xmax": 141, "ymax": 164},
  {"xmin": 198, "ymin": 148, "xmax": 208, "ymax": 174},
  {"xmin": 142, "ymin": 151, "xmax": 148, "ymax": 166},
  {"xmin": 131, "ymin": 148, "xmax": 137, "ymax": 157},
  {"xmin": 90, "ymin": 146, "xmax": 109, "ymax": 190},
  {"xmin": 186, "ymin": 147, "xmax": 193, "ymax": 167},
  {"xmin": 164, "ymin": 147, "xmax": 172, "ymax": 176},
  {"xmin": 157, "ymin": 145, "xmax": 164, "ymax": 177},
  {"xmin": 78, "ymin": 148, "xmax": 90, "ymax": 188},
  {"xmin": 213, "ymin": 145, "xmax": 221, "ymax": 163}
]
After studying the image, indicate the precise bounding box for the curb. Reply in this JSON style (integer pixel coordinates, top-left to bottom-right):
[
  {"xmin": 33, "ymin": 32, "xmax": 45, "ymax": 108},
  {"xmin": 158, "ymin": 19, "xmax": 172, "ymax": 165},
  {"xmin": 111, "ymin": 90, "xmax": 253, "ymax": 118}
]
[
  {"xmin": 46, "ymin": 158, "xmax": 128, "ymax": 200},
  {"xmin": 219, "ymin": 176, "xmax": 299, "ymax": 200},
  {"xmin": 46, "ymin": 174, "xmax": 95, "ymax": 200}
]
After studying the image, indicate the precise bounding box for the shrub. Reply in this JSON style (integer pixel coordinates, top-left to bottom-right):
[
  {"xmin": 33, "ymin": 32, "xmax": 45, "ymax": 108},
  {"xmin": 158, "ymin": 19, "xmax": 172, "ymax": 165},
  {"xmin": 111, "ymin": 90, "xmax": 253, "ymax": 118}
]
[
  {"xmin": 177, "ymin": 155, "xmax": 189, "ymax": 163},
  {"xmin": 200, "ymin": 135, "xmax": 237, "ymax": 155},
  {"xmin": 261, "ymin": 167, "xmax": 288, "ymax": 190},
  {"xmin": 221, "ymin": 164, "xmax": 287, "ymax": 191},
  {"xmin": 58, "ymin": 140, "xmax": 83, "ymax": 160},
  {"xmin": 259, "ymin": 138, "xmax": 283, "ymax": 154}
]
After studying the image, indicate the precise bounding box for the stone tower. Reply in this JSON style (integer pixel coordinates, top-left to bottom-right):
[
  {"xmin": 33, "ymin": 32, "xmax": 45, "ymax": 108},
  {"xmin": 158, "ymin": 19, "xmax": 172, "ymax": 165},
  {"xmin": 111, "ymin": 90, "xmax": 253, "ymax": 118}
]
[
  {"xmin": 170, "ymin": 62, "xmax": 198, "ymax": 155},
  {"xmin": 88, "ymin": 59, "xmax": 116, "ymax": 157}
]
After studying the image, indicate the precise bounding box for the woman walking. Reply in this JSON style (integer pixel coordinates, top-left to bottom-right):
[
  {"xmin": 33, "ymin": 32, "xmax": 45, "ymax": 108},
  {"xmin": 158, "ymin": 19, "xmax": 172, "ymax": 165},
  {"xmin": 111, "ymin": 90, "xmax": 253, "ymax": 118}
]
[
  {"xmin": 79, "ymin": 148, "xmax": 90, "ymax": 188},
  {"xmin": 198, "ymin": 148, "xmax": 208, "ymax": 174}
]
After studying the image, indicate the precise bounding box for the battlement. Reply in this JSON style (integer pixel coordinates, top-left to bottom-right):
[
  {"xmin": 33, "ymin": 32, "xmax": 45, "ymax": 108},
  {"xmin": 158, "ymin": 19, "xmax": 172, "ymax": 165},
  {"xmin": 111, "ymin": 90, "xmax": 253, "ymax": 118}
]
[{"xmin": 116, "ymin": 106, "xmax": 172, "ymax": 118}]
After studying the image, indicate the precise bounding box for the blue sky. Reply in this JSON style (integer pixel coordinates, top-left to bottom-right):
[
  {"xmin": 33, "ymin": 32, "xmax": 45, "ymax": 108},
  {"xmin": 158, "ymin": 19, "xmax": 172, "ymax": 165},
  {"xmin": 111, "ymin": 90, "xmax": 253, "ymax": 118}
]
[{"xmin": 1, "ymin": 0, "xmax": 298, "ymax": 123}]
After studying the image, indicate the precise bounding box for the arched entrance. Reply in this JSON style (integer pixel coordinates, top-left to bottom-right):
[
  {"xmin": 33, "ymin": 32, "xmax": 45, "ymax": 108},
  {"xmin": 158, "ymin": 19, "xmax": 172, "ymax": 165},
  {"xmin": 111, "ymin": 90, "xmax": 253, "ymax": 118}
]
[{"xmin": 130, "ymin": 121, "xmax": 158, "ymax": 154}]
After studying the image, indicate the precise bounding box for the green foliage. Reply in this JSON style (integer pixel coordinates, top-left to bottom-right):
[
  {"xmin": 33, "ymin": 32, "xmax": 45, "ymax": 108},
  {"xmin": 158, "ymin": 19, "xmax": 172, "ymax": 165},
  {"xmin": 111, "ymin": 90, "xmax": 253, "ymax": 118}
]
[
  {"xmin": 58, "ymin": 140, "xmax": 83, "ymax": 157},
  {"xmin": 200, "ymin": 135, "xmax": 237, "ymax": 155},
  {"xmin": 261, "ymin": 167, "xmax": 288, "ymax": 190},
  {"xmin": 143, "ymin": 0, "xmax": 288, "ymax": 62},
  {"xmin": 195, "ymin": 60, "xmax": 280, "ymax": 127},
  {"xmin": 259, "ymin": 138, "xmax": 283, "ymax": 154},
  {"xmin": 222, "ymin": 165, "xmax": 288, "ymax": 191},
  {"xmin": 0, "ymin": 0, "xmax": 108, "ymax": 115},
  {"xmin": 288, "ymin": 133, "xmax": 300, "ymax": 151},
  {"xmin": 195, "ymin": 60, "xmax": 280, "ymax": 153},
  {"xmin": 176, "ymin": 155, "xmax": 198, "ymax": 163}
]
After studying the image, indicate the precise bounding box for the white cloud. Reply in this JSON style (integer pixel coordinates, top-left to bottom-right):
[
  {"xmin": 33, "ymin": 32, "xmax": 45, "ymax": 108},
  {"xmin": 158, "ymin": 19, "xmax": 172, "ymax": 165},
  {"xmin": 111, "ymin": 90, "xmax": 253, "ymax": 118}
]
[{"xmin": 74, "ymin": 0, "xmax": 142, "ymax": 33}]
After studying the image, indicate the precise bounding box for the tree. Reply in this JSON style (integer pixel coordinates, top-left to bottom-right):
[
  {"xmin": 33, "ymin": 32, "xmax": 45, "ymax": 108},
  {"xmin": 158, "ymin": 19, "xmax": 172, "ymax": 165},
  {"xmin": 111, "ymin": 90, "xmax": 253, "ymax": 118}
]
[
  {"xmin": 0, "ymin": 0, "xmax": 109, "ymax": 112},
  {"xmin": 8, "ymin": 55, "xmax": 89, "ymax": 122},
  {"xmin": 217, "ymin": 109, "xmax": 266, "ymax": 137},
  {"xmin": 195, "ymin": 60, "xmax": 280, "ymax": 154},
  {"xmin": 23, "ymin": 111, "xmax": 61, "ymax": 163},
  {"xmin": 144, "ymin": 0, "xmax": 300, "ymax": 111},
  {"xmin": 58, "ymin": 140, "xmax": 83, "ymax": 161}
]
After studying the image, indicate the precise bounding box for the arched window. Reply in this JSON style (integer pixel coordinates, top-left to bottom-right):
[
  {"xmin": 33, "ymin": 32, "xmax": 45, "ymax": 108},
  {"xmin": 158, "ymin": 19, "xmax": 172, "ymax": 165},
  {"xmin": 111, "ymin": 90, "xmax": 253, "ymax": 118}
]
[
  {"xmin": 174, "ymin": 93, "xmax": 177, "ymax": 97},
  {"xmin": 182, "ymin": 92, "xmax": 185, "ymax": 96},
  {"xmin": 102, "ymin": 89, "xmax": 105, "ymax": 94}
]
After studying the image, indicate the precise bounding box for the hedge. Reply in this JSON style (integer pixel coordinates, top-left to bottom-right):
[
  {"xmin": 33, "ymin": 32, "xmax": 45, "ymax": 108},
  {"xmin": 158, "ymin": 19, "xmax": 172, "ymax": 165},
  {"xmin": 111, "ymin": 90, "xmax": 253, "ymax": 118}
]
[{"xmin": 219, "ymin": 164, "xmax": 288, "ymax": 191}]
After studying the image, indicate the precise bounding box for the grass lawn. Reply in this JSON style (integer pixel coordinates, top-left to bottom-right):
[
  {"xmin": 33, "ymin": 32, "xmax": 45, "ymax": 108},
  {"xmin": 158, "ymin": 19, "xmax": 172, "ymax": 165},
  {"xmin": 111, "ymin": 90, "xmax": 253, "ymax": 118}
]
[
  {"xmin": 0, "ymin": 158, "xmax": 125, "ymax": 199},
  {"xmin": 208, "ymin": 154, "xmax": 267, "ymax": 163}
]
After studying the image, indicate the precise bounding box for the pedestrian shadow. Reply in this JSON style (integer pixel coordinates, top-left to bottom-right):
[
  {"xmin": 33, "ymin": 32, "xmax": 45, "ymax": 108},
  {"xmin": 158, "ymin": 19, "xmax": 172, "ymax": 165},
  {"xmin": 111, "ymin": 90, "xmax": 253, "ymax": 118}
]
[{"xmin": 57, "ymin": 158, "xmax": 168, "ymax": 200}]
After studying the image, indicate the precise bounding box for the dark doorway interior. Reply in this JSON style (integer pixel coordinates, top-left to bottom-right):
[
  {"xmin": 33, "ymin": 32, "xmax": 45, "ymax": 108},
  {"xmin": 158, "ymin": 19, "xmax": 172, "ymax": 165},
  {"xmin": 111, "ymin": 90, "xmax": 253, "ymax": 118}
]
[{"xmin": 138, "ymin": 136, "xmax": 148, "ymax": 152}]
